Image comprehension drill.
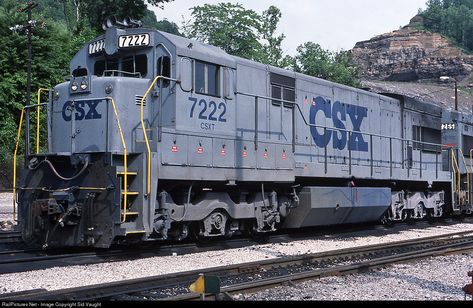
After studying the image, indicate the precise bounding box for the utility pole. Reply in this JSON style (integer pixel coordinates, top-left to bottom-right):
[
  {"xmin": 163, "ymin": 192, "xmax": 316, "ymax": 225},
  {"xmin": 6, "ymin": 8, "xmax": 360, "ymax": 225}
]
[
  {"xmin": 454, "ymin": 77, "xmax": 458, "ymax": 111},
  {"xmin": 440, "ymin": 76, "xmax": 459, "ymax": 111},
  {"xmin": 17, "ymin": 2, "xmax": 38, "ymax": 158}
]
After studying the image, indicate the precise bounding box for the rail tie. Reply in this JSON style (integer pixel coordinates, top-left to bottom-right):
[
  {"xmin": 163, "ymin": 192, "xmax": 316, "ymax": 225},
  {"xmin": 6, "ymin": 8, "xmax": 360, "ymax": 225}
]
[{"xmin": 1, "ymin": 231, "xmax": 473, "ymax": 301}]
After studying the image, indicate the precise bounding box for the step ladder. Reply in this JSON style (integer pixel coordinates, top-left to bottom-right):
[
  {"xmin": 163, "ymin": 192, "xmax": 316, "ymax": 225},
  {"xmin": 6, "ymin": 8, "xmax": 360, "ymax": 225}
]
[{"xmin": 115, "ymin": 154, "xmax": 146, "ymax": 236}]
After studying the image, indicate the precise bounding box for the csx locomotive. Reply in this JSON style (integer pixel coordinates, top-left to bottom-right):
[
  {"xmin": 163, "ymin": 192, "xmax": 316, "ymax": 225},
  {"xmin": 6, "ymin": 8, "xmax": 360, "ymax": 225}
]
[{"xmin": 14, "ymin": 19, "xmax": 473, "ymax": 248}]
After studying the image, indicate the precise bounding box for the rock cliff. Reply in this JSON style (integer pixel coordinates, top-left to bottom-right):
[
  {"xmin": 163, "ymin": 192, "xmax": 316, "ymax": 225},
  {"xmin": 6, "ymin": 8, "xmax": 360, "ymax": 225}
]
[{"xmin": 351, "ymin": 15, "xmax": 473, "ymax": 82}]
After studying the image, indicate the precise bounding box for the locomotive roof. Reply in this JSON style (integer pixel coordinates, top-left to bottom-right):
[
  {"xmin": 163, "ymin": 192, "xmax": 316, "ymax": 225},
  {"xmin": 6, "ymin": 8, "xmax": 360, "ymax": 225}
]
[{"xmin": 158, "ymin": 30, "xmax": 236, "ymax": 68}]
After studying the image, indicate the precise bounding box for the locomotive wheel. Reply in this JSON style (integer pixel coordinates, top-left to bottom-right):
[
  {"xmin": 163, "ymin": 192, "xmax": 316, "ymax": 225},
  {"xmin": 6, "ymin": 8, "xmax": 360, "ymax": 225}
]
[
  {"xmin": 401, "ymin": 209, "xmax": 409, "ymax": 222},
  {"xmin": 190, "ymin": 223, "xmax": 210, "ymax": 244},
  {"xmin": 426, "ymin": 209, "xmax": 436, "ymax": 224},
  {"xmin": 380, "ymin": 209, "xmax": 394, "ymax": 227},
  {"xmin": 243, "ymin": 221, "xmax": 269, "ymax": 243}
]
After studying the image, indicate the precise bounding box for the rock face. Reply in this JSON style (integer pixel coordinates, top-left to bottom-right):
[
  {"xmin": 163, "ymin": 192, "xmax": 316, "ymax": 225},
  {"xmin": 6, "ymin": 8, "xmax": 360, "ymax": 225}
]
[{"xmin": 351, "ymin": 15, "xmax": 473, "ymax": 81}]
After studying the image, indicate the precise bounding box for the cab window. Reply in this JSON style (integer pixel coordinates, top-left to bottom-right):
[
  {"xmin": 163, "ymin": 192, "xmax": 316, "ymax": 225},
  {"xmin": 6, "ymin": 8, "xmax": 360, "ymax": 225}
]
[
  {"xmin": 157, "ymin": 56, "xmax": 171, "ymax": 87},
  {"xmin": 195, "ymin": 60, "xmax": 220, "ymax": 97},
  {"xmin": 94, "ymin": 55, "xmax": 147, "ymax": 77},
  {"xmin": 122, "ymin": 54, "xmax": 148, "ymax": 77}
]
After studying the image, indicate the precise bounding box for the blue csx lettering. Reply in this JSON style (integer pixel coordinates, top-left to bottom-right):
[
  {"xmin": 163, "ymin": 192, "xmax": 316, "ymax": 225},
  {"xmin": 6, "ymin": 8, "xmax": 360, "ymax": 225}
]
[
  {"xmin": 310, "ymin": 97, "xmax": 368, "ymax": 152},
  {"xmin": 62, "ymin": 100, "xmax": 102, "ymax": 122}
]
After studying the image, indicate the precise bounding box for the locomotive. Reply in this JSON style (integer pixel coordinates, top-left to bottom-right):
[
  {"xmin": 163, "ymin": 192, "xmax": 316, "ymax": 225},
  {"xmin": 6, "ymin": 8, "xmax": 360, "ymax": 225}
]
[{"xmin": 14, "ymin": 19, "xmax": 473, "ymax": 248}]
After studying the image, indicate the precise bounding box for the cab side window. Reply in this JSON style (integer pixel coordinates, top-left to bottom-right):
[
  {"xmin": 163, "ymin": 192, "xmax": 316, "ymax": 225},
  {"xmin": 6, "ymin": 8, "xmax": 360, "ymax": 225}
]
[
  {"xmin": 195, "ymin": 60, "xmax": 220, "ymax": 97},
  {"xmin": 157, "ymin": 56, "xmax": 171, "ymax": 87}
]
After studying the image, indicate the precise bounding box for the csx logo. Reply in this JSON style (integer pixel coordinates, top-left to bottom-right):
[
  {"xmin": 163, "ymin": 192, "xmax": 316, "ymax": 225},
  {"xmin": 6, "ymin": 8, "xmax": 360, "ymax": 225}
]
[
  {"xmin": 310, "ymin": 97, "xmax": 368, "ymax": 152},
  {"xmin": 62, "ymin": 100, "xmax": 102, "ymax": 122}
]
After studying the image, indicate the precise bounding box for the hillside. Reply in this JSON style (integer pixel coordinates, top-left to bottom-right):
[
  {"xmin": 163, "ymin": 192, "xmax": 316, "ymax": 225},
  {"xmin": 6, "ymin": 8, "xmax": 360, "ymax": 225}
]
[{"xmin": 351, "ymin": 15, "xmax": 473, "ymax": 111}]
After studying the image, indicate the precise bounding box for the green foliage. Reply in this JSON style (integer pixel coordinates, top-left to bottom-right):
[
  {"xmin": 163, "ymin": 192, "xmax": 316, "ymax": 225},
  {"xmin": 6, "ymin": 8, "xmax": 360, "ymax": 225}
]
[
  {"xmin": 183, "ymin": 3, "xmax": 290, "ymax": 67},
  {"xmin": 183, "ymin": 3, "xmax": 358, "ymax": 85},
  {"xmin": 183, "ymin": 3, "xmax": 262, "ymax": 60},
  {"xmin": 295, "ymin": 42, "xmax": 360, "ymax": 88},
  {"xmin": 422, "ymin": 0, "xmax": 473, "ymax": 51},
  {"xmin": 32, "ymin": 0, "xmax": 175, "ymax": 34},
  {"xmin": 0, "ymin": 0, "xmax": 174, "ymax": 188},
  {"xmin": 142, "ymin": 9, "xmax": 180, "ymax": 35},
  {"xmin": 259, "ymin": 6, "xmax": 294, "ymax": 68},
  {"xmin": 0, "ymin": 1, "xmax": 75, "ymax": 186}
]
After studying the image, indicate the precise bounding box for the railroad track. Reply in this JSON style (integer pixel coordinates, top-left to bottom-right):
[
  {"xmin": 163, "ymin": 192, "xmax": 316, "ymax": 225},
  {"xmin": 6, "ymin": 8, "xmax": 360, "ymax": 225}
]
[
  {"xmin": 0, "ymin": 218, "xmax": 468, "ymax": 275},
  {"xmin": 2, "ymin": 229, "xmax": 473, "ymax": 301},
  {"xmin": 0, "ymin": 231, "xmax": 21, "ymax": 244}
]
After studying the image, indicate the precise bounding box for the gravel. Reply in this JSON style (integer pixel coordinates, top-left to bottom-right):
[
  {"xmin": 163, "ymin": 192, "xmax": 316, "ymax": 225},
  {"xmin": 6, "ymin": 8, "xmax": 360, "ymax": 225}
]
[
  {"xmin": 0, "ymin": 192, "xmax": 472, "ymax": 301},
  {"xmin": 240, "ymin": 253, "xmax": 473, "ymax": 301},
  {"xmin": 0, "ymin": 193, "xmax": 15, "ymax": 230}
]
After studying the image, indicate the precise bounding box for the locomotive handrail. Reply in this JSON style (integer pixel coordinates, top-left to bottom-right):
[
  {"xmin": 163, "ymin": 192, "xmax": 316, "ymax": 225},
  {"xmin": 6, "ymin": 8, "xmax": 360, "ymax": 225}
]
[
  {"xmin": 102, "ymin": 70, "xmax": 142, "ymax": 78},
  {"xmin": 63, "ymin": 97, "xmax": 130, "ymax": 222},
  {"xmin": 36, "ymin": 88, "xmax": 49, "ymax": 154},
  {"xmin": 235, "ymin": 91, "xmax": 446, "ymax": 149},
  {"xmin": 12, "ymin": 103, "xmax": 48, "ymax": 221},
  {"xmin": 139, "ymin": 75, "xmax": 179, "ymax": 196},
  {"xmin": 236, "ymin": 91, "xmax": 448, "ymax": 179},
  {"xmin": 470, "ymin": 149, "xmax": 473, "ymax": 174},
  {"xmin": 106, "ymin": 97, "xmax": 129, "ymax": 223},
  {"xmin": 459, "ymin": 149, "xmax": 471, "ymax": 205},
  {"xmin": 452, "ymin": 149, "xmax": 461, "ymax": 205}
]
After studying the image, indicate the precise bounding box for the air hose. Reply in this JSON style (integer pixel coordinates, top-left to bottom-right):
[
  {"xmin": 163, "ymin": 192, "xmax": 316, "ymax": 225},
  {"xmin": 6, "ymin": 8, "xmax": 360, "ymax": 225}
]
[{"xmin": 29, "ymin": 157, "xmax": 89, "ymax": 181}]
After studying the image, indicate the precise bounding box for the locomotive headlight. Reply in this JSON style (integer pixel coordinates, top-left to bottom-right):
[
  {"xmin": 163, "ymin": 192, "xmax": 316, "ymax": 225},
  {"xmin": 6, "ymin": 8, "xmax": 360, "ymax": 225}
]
[
  {"xmin": 71, "ymin": 83, "xmax": 78, "ymax": 91},
  {"xmin": 80, "ymin": 80, "xmax": 88, "ymax": 90},
  {"xmin": 53, "ymin": 90, "xmax": 60, "ymax": 101}
]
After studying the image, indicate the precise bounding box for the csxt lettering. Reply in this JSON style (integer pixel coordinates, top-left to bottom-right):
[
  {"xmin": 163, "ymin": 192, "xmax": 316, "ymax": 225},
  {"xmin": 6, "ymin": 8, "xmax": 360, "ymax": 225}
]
[
  {"xmin": 62, "ymin": 100, "xmax": 102, "ymax": 122},
  {"xmin": 309, "ymin": 96, "xmax": 368, "ymax": 152}
]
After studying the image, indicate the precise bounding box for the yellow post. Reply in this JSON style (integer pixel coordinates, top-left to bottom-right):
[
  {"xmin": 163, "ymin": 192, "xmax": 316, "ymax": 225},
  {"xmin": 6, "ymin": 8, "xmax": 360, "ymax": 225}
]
[
  {"xmin": 13, "ymin": 108, "xmax": 25, "ymax": 221},
  {"xmin": 36, "ymin": 88, "xmax": 48, "ymax": 154},
  {"xmin": 140, "ymin": 76, "xmax": 162, "ymax": 195},
  {"xmin": 107, "ymin": 97, "xmax": 128, "ymax": 223},
  {"xmin": 452, "ymin": 149, "xmax": 461, "ymax": 205},
  {"xmin": 460, "ymin": 149, "xmax": 470, "ymax": 204}
]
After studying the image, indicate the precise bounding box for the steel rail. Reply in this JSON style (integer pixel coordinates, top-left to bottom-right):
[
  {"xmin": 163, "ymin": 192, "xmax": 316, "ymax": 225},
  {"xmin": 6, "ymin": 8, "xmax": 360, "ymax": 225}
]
[
  {"xmin": 3, "ymin": 230, "xmax": 473, "ymax": 301},
  {"xmin": 169, "ymin": 236, "xmax": 473, "ymax": 301},
  {"xmin": 0, "ymin": 231, "xmax": 22, "ymax": 244}
]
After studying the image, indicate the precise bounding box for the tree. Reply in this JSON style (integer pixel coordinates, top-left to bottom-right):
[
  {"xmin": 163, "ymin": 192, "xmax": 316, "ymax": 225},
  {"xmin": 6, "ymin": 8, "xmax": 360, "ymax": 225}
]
[
  {"xmin": 295, "ymin": 42, "xmax": 360, "ymax": 87},
  {"xmin": 142, "ymin": 9, "xmax": 180, "ymax": 35},
  {"xmin": 421, "ymin": 0, "xmax": 473, "ymax": 51},
  {"xmin": 183, "ymin": 3, "xmax": 290, "ymax": 67},
  {"xmin": 0, "ymin": 0, "xmax": 79, "ymax": 187},
  {"xmin": 260, "ymin": 6, "xmax": 294, "ymax": 68},
  {"xmin": 47, "ymin": 0, "xmax": 174, "ymax": 33},
  {"xmin": 183, "ymin": 3, "xmax": 262, "ymax": 60}
]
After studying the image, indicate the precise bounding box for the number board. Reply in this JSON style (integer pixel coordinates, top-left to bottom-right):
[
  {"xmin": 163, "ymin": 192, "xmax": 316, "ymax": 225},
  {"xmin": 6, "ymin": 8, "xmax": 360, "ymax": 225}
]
[
  {"xmin": 89, "ymin": 39, "xmax": 105, "ymax": 55},
  {"xmin": 441, "ymin": 123, "xmax": 456, "ymax": 130},
  {"xmin": 118, "ymin": 34, "xmax": 150, "ymax": 48}
]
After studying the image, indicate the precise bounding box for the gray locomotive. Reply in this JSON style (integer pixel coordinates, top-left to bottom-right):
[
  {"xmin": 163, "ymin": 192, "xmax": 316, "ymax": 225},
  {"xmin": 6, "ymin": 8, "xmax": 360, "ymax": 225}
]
[{"xmin": 14, "ymin": 20, "xmax": 473, "ymax": 248}]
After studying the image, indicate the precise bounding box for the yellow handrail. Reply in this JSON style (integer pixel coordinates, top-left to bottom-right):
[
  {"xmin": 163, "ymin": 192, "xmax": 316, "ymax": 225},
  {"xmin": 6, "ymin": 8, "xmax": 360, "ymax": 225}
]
[
  {"xmin": 470, "ymin": 149, "xmax": 473, "ymax": 173},
  {"xmin": 140, "ymin": 75, "xmax": 162, "ymax": 195},
  {"xmin": 36, "ymin": 88, "xmax": 49, "ymax": 154},
  {"xmin": 107, "ymin": 97, "xmax": 129, "ymax": 223},
  {"xmin": 451, "ymin": 149, "xmax": 461, "ymax": 205},
  {"xmin": 12, "ymin": 108, "xmax": 25, "ymax": 221},
  {"xmin": 139, "ymin": 75, "xmax": 179, "ymax": 196},
  {"xmin": 459, "ymin": 149, "xmax": 470, "ymax": 204}
]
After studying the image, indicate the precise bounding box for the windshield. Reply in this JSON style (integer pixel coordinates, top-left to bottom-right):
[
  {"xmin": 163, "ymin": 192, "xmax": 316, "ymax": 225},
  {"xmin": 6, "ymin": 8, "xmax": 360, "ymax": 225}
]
[{"xmin": 94, "ymin": 54, "xmax": 148, "ymax": 78}]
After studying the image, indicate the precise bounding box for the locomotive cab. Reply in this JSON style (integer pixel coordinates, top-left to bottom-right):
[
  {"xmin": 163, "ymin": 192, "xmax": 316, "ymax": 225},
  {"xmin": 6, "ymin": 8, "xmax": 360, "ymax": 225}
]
[{"xmin": 442, "ymin": 109, "xmax": 473, "ymax": 214}]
